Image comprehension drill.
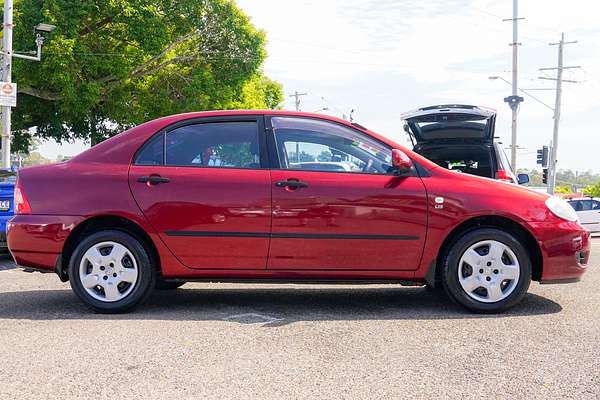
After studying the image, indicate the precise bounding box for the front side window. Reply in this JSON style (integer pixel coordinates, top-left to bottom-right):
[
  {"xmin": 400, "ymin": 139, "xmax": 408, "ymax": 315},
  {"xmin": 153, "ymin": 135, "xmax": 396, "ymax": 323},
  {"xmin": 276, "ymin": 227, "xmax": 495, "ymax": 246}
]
[
  {"xmin": 135, "ymin": 121, "xmax": 260, "ymax": 168},
  {"xmin": 271, "ymin": 117, "xmax": 392, "ymax": 174}
]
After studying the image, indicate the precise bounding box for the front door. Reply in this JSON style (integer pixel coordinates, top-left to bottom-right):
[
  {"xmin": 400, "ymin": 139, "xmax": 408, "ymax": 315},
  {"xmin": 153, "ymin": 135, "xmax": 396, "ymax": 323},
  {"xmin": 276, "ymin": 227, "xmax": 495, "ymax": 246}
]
[
  {"xmin": 266, "ymin": 116, "xmax": 428, "ymax": 270},
  {"xmin": 129, "ymin": 117, "xmax": 271, "ymax": 269}
]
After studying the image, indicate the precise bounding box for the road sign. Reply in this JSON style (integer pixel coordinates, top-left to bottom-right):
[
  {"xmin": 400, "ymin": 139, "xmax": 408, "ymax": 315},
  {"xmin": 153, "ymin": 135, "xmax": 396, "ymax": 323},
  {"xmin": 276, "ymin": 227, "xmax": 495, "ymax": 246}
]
[{"xmin": 0, "ymin": 82, "xmax": 17, "ymax": 107}]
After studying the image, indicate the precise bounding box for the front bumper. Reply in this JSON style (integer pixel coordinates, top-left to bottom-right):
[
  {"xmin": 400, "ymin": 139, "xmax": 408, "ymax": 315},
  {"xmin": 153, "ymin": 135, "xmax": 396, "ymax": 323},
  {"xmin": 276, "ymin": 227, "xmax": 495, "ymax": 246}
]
[
  {"xmin": 7, "ymin": 214, "xmax": 83, "ymax": 271},
  {"xmin": 529, "ymin": 220, "xmax": 591, "ymax": 283}
]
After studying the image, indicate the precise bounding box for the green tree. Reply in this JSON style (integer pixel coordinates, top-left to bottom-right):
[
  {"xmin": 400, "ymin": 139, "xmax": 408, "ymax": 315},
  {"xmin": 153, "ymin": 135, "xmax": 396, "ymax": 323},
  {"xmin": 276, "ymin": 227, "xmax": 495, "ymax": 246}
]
[
  {"xmin": 317, "ymin": 150, "xmax": 333, "ymax": 162},
  {"xmin": 583, "ymin": 181, "xmax": 600, "ymax": 197},
  {"xmin": 10, "ymin": 0, "xmax": 283, "ymax": 151},
  {"xmin": 555, "ymin": 185, "xmax": 572, "ymax": 194}
]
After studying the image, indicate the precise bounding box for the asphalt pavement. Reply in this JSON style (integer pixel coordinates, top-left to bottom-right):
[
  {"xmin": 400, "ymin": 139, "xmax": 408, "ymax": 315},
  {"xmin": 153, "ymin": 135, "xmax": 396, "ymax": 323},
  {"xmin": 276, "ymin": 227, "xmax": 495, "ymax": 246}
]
[{"xmin": 0, "ymin": 239, "xmax": 598, "ymax": 399}]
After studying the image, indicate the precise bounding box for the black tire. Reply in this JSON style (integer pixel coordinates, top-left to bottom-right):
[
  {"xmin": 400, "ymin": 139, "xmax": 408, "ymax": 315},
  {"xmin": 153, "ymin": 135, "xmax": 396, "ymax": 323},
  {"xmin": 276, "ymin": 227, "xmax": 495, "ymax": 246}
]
[
  {"xmin": 155, "ymin": 280, "xmax": 185, "ymax": 290},
  {"xmin": 441, "ymin": 228, "xmax": 531, "ymax": 313},
  {"xmin": 68, "ymin": 230, "xmax": 156, "ymax": 313}
]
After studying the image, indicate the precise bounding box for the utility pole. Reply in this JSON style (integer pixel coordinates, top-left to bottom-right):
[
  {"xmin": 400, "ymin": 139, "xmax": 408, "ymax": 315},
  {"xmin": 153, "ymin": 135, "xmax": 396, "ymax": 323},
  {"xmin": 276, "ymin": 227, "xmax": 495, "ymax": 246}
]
[
  {"xmin": 539, "ymin": 33, "xmax": 579, "ymax": 194},
  {"xmin": 503, "ymin": 0, "xmax": 525, "ymax": 172},
  {"xmin": 2, "ymin": 0, "xmax": 14, "ymax": 168},
  {"xmin": 289, "ymin": 91, "xmax": 307, "ymax": 163},
  {"xmin": 289, "ymin": 91, "xmax": 307, "ymax": 112},
  {"xmin": 1, "ymin": 0, "xmax": 55, "ymax": 167}
]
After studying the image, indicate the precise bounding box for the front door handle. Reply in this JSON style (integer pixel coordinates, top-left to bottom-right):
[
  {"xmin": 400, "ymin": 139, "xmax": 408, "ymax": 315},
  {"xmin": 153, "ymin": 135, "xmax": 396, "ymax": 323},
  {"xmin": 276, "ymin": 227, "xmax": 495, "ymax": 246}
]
[
  {"xmin": 138, "ymin": 175, "xmax": 170, "ymax": 185},
  {"xmin": 275, "ymin": 180, "xmax": 309, "ymax": 189}
]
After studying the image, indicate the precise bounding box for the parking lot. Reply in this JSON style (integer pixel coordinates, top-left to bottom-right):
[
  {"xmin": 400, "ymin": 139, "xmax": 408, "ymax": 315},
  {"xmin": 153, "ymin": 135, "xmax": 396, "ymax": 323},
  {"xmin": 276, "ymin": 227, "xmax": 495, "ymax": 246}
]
[{"xmin": 0, "ymin": 238, "xmax": 598, "ymax": 399}]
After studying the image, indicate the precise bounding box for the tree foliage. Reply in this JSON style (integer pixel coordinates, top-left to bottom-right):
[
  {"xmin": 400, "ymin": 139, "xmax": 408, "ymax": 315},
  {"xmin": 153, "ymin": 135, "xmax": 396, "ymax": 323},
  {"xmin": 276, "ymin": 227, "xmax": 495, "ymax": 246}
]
[
  {"xmin": 10, "ymin": 0, "xmax": 283, "ymax": 150},
  {"xmin": 518, "ymin": 168, "xmax": 600, "ymax": 189},
  {"xmin": 583, "ymin": 181, "xmax": 600, "ymax": 198}
]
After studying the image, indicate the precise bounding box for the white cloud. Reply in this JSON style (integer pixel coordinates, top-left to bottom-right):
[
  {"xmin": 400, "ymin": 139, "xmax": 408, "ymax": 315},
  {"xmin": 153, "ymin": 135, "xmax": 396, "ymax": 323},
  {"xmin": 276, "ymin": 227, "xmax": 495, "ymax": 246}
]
[{"xmin": 236, "ymin": 0, "xmax": 600, "ymax": 171}]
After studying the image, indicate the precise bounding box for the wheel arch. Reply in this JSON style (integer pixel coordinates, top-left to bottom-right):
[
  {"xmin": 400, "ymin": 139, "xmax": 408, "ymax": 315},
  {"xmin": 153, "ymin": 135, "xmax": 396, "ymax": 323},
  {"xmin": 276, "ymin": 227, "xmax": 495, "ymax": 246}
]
[
  {"xmin": 57, "ymin": 215, "xmax": 161, "ymax": 282},
  {"xmin": 430, "ymin": 215, "xmax": 543, "ymax": 286}
]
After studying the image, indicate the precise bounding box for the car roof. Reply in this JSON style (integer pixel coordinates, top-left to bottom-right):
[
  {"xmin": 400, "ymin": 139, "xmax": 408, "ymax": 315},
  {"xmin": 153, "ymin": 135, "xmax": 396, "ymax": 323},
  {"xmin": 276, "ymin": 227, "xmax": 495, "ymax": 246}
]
[{"xmin": 71, "ymin": 110, "xmax": 442, "ymax": 172}]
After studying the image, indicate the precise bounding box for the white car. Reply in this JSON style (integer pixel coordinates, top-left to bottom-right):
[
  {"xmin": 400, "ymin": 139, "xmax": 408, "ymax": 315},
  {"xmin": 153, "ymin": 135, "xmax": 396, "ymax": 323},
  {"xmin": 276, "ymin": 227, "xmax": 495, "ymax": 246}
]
[{"xmin": 567, "ymin": 197, "xmax": 600, "ymax": 233}]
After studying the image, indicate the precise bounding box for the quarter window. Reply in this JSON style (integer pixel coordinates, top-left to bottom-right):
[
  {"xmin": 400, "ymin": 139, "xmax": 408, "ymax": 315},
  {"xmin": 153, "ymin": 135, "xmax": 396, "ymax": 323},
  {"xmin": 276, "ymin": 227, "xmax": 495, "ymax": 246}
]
[
  {"xmin": 271, "ymin": 117, "xmax": 393, "ymax": 174},
  {"xmin": 135, "ymin": 133, "xmax": 164, "ymax": 166}
]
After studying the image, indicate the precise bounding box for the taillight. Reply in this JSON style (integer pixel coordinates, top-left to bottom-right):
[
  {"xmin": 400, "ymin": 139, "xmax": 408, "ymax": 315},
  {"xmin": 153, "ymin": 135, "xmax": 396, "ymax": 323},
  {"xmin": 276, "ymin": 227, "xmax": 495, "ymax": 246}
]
[
  {"xmin": 14, "ymin": 179, "xmax": 32, "ymax": 214},
  {"xmin": 496, "ymin": 169, "xmax": 514, "ymax": 183}
]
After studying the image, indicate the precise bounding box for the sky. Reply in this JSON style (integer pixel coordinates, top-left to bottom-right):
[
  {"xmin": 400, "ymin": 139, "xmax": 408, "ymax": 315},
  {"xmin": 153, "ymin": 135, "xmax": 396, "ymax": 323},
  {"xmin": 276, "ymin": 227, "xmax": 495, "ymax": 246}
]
[{"xmin": 39, "ymin": 0, "xmax": 600, "ymax": 172}]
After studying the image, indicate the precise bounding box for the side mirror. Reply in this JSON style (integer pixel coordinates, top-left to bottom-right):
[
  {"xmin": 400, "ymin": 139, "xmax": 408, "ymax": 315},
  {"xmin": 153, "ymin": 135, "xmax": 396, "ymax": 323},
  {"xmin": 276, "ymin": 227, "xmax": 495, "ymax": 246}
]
[
  {"xmin": 517, "ymin": 173, "xmax": 529, "ymax": 185},
  {"xmin": 391, "ymin": 149, "xmax": 413, "ymax": 175}
]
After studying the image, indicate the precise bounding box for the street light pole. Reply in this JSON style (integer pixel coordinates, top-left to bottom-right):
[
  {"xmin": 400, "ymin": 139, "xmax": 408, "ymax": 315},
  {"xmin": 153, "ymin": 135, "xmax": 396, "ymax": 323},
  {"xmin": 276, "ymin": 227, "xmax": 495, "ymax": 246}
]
[
  {"xmin": 1, "ymin": 0, "xmax": 14, "ymax": 168},
  {"xmin": 503, "ymin": 0, "xmax": 524, "ymax": 172},
  {"xmin": 1, "ymin": 1, "xmax": 55, "ymax": 168},
  {"xmin": 510, "ymin": 0, "xmax": 518, "ymax": 171}
]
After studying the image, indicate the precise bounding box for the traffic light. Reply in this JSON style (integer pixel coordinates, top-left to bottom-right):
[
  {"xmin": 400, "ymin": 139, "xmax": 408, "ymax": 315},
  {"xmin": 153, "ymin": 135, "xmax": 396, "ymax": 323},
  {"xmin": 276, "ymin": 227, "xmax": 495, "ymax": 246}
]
[
  {"xmin": 537, "ymin": 146, "xmax": 549, "ymax": 167},
  {"xmin": 542, "ymin": 168, "xmax": 548, "ymax": 184}
]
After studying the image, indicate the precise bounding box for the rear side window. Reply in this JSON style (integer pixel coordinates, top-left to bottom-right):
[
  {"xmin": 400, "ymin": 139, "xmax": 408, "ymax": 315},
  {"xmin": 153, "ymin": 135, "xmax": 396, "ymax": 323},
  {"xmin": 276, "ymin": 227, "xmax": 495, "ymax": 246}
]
[
  {"xmin": 166, "ymin": 122, "xmax": 259, "ymax": 168},
  {"xmin": 135, "ymin": 122, "xmax": 260, "ymax": 169}
]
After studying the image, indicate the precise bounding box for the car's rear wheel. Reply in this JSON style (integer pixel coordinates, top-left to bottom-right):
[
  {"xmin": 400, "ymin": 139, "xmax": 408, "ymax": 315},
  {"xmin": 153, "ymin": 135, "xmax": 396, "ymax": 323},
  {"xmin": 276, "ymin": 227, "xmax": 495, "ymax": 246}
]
[
  {"xmin": 441, "ymin": 228, "xmax": 531, "ymax": 313},
  {"xmin": 69, "ymin": 230, "xmax": 155, "ymax": 313}
]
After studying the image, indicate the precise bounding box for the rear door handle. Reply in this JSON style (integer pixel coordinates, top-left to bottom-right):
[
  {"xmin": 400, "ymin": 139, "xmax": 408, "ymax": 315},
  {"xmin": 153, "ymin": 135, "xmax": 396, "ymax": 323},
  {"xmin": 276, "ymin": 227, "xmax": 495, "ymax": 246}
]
[
  {"xmin": 137, "ymin": 175, "xmax": 170, "ymax": 184},
  {"xmin": 275, "ymin": 180, "xmax": 309, "ymax": 189}
]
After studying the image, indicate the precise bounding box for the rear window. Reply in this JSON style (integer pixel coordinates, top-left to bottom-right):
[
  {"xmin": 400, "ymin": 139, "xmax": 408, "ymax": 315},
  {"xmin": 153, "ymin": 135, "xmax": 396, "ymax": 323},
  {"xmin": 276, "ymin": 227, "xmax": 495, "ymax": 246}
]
[{"xmin": 410, "ymin": 116, "xmax": 490, "ymax": 141}]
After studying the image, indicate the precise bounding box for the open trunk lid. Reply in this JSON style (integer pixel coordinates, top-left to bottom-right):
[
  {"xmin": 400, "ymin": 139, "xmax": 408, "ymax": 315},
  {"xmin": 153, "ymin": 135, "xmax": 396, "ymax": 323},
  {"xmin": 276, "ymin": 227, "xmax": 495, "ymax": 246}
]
[{"xmin": 402, "ymin": 104, "xmax": 496, "ymax": 144}]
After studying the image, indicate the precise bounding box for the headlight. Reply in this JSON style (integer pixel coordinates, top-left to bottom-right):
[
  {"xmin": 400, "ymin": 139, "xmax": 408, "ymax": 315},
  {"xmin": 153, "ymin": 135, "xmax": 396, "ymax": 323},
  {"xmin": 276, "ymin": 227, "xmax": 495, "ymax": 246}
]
[{"xmin": 545, "ymin": 196, "xmax": 579, "ymax": 222}]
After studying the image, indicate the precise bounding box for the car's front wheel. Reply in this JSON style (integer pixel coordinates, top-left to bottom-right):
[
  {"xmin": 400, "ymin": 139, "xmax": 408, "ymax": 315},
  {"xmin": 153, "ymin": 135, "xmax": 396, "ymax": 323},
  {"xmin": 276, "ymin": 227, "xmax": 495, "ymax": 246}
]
[
  {"xmin": 441, "ymin": 228, "xmax": 531, "ymax": 313},
  {"xmin": 68, "ymin": 230, "xmax": 155, "ymax": 313}
]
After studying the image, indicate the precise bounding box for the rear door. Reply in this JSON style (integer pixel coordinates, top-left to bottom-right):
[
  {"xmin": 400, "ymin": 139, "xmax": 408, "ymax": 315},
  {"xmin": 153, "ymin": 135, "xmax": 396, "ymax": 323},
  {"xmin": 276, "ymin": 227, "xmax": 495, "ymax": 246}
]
[
  {"xmin": 129, "ymin": 116, "xmax": 272, "ymax": 269},
  {"xmin": 266, "ymin": 116, "xmax": 428, "ymax": 271}
]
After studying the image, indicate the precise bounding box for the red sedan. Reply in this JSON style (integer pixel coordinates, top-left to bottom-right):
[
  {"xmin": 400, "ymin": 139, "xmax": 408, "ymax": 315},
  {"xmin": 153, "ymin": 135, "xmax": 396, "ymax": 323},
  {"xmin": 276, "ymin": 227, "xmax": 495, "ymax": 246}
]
[{"xmin": 7, "ymin": 111, "xmax": 591, "ymax": 313}]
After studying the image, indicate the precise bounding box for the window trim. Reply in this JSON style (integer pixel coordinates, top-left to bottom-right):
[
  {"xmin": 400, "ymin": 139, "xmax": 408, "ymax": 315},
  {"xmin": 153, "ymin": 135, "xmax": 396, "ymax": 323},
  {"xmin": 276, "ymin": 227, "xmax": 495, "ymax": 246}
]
[
  {"xmin": 132, "ymin": 115, "xmax": 269, "ymax": 169},
  {"xmin": 265, "ymin": 115, "xmax": 419, "ymax": 177}
]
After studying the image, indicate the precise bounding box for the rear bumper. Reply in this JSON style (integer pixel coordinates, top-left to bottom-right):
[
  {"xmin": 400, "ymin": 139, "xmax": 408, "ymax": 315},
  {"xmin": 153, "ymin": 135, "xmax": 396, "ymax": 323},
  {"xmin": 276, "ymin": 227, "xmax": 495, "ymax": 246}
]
[
  {"xmin": 529, "ymin": 221, "xmax": 591, "ymax": 283},
  {"xmin": 7, "ymin": 215, "xmax": 83, "ymax": 272}
]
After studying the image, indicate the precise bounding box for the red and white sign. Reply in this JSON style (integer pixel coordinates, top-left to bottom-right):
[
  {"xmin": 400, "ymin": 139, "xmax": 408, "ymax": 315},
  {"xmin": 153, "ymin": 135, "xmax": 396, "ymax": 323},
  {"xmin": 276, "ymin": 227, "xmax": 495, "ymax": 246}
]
[{"xmin": 0, "ymin": 81, "xmax": 16, "ymax": 107}]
